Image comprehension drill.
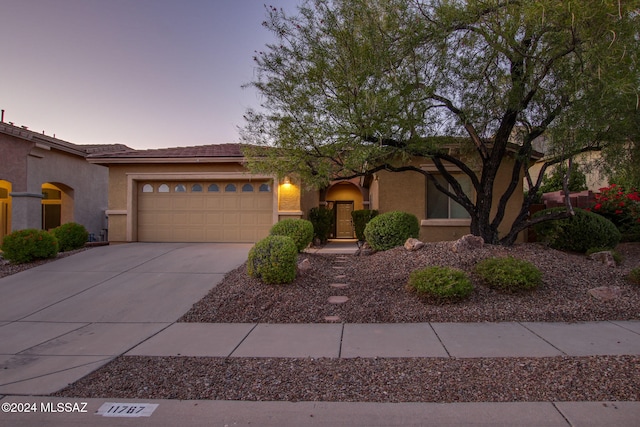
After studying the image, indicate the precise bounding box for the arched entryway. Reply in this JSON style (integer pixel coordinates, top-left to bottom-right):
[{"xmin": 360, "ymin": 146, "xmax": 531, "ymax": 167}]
[
  {"xmin": 42, "ymin": 182, "xmax": 74, "ymax": 230},
  {"xmin": 0, "ymin": 180, "xmax": 11, "ymax": 242},
  {"xmin": 323, "ymin": 181, "xmax": 366, "ymax": 239}
]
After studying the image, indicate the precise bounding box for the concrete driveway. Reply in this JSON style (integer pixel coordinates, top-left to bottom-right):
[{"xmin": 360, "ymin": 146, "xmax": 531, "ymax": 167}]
[{"xmin": 0, "ymin": 243, "xmax": 251, "ymax": 394}]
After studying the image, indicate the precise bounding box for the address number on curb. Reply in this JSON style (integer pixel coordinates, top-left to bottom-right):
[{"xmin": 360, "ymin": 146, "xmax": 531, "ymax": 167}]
[{"xmin": 96, "ymin": 402, "xmax": 159, "ymax": 417}]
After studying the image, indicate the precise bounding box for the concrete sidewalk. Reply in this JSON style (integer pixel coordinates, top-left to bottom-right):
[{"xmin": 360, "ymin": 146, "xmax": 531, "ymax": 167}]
[
  {"xmin": 1, "ymin": 396, "xmax": 639, "ymax": 426},
  {"xmin": 126, "ymin": 320, "xmax": 640, "ymax": 359}
]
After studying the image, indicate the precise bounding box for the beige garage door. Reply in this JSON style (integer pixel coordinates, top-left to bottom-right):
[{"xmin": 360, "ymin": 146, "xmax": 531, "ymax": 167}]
[{"xmin": 137, "ymin": 180, "xmax": 273, "ymax": 242}]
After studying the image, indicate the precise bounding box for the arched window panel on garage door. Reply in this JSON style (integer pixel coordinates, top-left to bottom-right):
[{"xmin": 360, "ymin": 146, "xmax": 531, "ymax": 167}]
[
  {"xmin": 242, "ymin": 183, "xmax": 254, "ymax": 192},
  {"xmin": 191, "ymin": 184, "xmax": 203, "ymax": 192},
  {"xmin": 158, "ymin": 184, "xmax": 170, "ymax": 193},
  {"xmin": 225, "ymin": 183, "xmax": 237, "ymax": 192},
  {"xmin": 208, "ymin": 183, "xmax": 220, "ymax": 192},
  {"xmin": 259, "ymin": 183, "xmax": 271, "ymax": 192},
  {"xmin": 142, "ymin": 184, "xmax": 154, "ymax": 193}
]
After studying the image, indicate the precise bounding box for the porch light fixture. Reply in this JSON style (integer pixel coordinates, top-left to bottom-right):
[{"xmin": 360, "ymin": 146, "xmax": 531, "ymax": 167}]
[{"xmin": 283, "ymin": 176, "xmax": 291, "ymax": 185}]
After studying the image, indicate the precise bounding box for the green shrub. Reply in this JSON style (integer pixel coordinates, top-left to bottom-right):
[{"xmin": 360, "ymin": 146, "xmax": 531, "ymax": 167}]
[
  {"xmin": 308, "ymin": 207, "xmax": 334, "ymax": 244},
  {"xmin": 532, "ymin": 207, "xmax": 621, "ymax": 253},
  {"xmin": 628, "ymin": 267, "xmax": 640, "ymax": 285},
  {"xmin": 270, "ymin": 219, "xmax": 314, "ymax": 252},
  {"xmin": 408, "ymin": 266, "xmax": 473, "ymax": 301},
  {"xmin": 247, "ymin": 235, "xmax": 298, "ymax": 284},
  {"xmin": 539, "ymin": 164, "xmax": 588, "ymax": 193},
  {"xmin": 351, "ymin": 209, "xmax": 378, "ymax": 241},
  {"xmin": 0, "ymin": 228, "xmax": 59, "ymax": 264},
  {"xmin": 363, "ymin": 211, "xmax": 419, "ymax": 251},
  {"xmin": 50, "ymin": 222, "xmax": 89, "ymax": 252},
  {"xmin": 475, "ymin": 256, "xmax": 542, "ymax": 293}
]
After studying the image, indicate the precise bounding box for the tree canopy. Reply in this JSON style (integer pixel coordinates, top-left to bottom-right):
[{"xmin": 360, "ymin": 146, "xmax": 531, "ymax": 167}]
[{"xmin": 241, "ymin": 0, "xmax": 640, "ymax": 245}]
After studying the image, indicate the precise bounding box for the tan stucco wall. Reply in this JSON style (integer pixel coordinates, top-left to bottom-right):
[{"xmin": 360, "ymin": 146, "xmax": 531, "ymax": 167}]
[
  {"xmin": 278, "ymin": 181, "xmax": 301, "ymax": 212},
  {"xmin": 374, "ymin": 157, "xmax": 526, "ymax": 243},
  {"xmin": 300, "ymin": 187, "xmax": 319, "ymax": 219}
]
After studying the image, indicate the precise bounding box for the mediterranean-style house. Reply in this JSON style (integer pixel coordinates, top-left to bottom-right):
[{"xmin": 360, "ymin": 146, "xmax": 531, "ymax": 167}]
[
  {"xmin": 0, "ymin": 120, "xmax": 127, "ymax": 243},
  {"xmin": 89, "ymin": 143, "xmax": 535, "ymax": 244}
]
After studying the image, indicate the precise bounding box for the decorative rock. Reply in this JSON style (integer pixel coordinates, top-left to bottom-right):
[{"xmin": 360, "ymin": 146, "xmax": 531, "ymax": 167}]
[
  {"xmin": 355, "ymin": 242, "xmax": 376, "ymax": 256},
  {"xmin": 588, "ymin": 286, "xmax": 621, "ymax": 301},
  {"xmin": 334, "ymin": 275, "xmax": 347, "ymax": 280},
  {"xmin": 297, "ymin": 258, "xmax": 312, "ymax": 275},
  {"xmin": 404, "ymin": 238, "xmax": 425, "ymax": 251},
  {"xmin": 329, "ymin": 283, "xmax": 349, "ymax": 289},
  {"xmin": 324, "ymin": 316, "xmax": 341, "ymax": 322},
  {"xmin": 327, "ymin": 296, "xmax": 349, "ymax": 304},
  {"xmin": 588, "ymin": 251, "xmax": 617, "ymax": 268},
  {"xmin": 451, "ymin": 234, "xmax": 484, "ymax": 253}
]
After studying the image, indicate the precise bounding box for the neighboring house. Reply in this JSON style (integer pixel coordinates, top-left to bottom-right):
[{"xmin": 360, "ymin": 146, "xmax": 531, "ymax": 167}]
[
  {"xmin": 90, "ymin": 143, "xmax": 534, "ymax": 244},
  {"xmin": 0, "ymin": 121, "xmax": 126, "ymax": 243}
]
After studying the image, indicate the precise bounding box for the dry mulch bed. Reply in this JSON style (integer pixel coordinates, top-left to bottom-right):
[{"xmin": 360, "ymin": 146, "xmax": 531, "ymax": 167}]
[
  {"xmin": 55, "ymin": 355, "xmax": 640, "ymax": 402},
  {"xmin": 180, "ymin": 242, "xmax": 640, "ymax": 323}
]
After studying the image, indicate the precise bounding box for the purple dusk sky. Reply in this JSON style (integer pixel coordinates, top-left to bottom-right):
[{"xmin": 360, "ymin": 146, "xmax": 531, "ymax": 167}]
[{"xmin": 0, "ymin": 0, "xmax": 300, "ymax": 149}]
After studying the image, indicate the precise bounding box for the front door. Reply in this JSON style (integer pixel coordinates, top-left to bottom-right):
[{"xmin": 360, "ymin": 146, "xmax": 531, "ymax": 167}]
[{"xmin": 335, "ymin": 201, "xmax": 354, "ymax": 238}]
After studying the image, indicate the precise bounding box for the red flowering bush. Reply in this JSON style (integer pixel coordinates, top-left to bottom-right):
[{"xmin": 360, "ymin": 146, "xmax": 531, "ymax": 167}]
[{"xmin": 589, "ymin": 184, "xmax": 640, "ymax": 241}]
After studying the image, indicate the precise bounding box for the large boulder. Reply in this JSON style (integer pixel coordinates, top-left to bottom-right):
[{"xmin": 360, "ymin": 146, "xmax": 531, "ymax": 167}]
[
  {"xmin": 451, "ymin": 234, "xmax": 484, "ymax": 253},
  {"xmin": 588, "ymin": 286, "xmax": 621, "ymax": 302},
  {"xmin": 404, "ymin": 238, "xmax": 425, "ymax": 251},
  {"xmin": 588, "ymin": 251, "xmax": 617, "ymax": 268}
]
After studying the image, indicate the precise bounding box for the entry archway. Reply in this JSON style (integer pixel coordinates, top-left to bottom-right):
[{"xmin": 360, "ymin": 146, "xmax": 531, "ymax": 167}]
[
  {"xmin": 42, "ymin": 183, "xmax": 74, "ymax": 230},
  {"xmin": 324, "ymin": 181, "xmax": 365, "ymax": 239}
]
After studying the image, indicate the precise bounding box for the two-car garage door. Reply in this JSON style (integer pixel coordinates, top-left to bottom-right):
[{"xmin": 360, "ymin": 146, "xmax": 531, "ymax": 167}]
[{"xmin": 137, "ymin": 180, "xmax": 273, "ymax": 242}]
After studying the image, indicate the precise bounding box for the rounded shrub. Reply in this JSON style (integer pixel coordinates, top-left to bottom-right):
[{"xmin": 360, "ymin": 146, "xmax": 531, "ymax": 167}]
[
  {"xmin": 628, "ymin": 267, "xmax": 640, "ymax": 285},
  {"xmin": 475, "ymin": 256, "xmax": 542, "ymax": 293},
  {"xmin": 351, "ymin": 209, "xmax": 378, "ymax": 241},
  {"xmin": 50, "ymin": 222, "xmax": 89, "ymax": 252},
  {"xmin": 363, "ymin": 211, "xmax": 420, "ymax": 251},
  {"xmin": 0, "ymin": 228, "xmax": 59, "ymax": 264},
  {"xmin": 532, "ymin": 207, "xmax": 621, "ymax": 253},
  {"xmin": 247, "ymin": 235, "xmax": 298, "ymax": 284},
  {"xmin": 270, "ymin": 219, "xmax": 314, "ymax": 252},
  {"xmin": 408, "ymin": 266, "xmax": 473, "ymax": 301}
]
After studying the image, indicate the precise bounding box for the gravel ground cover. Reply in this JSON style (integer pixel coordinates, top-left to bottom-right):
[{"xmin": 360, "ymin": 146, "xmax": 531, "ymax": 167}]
[
  {"xmin": 180, "ymin": 242, "xmax": 640, "ymax": 323},
  {"xmin": 55, "ymin": 355, "xmax": 640, "ymax": 402}
]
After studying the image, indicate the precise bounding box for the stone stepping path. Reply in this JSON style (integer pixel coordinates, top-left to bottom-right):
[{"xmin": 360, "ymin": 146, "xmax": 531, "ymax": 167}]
[{"xmin": 324, "ymin": 255, "xmax": 352, "ymax": 321}]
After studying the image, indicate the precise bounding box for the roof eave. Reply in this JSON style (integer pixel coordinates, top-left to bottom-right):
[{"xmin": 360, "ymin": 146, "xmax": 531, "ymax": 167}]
[{"xmin": 87, "ymin": 156, "xmax": 246, "ymax": 165}]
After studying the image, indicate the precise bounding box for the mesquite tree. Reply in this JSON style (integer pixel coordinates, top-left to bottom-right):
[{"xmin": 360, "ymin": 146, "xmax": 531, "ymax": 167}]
[{"xmin": 242, "ymin": 0, "xmax": 640, "ymax": 245}]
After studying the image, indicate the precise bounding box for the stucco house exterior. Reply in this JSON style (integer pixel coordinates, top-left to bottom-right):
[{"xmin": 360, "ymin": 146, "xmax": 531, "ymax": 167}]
[
  {"xmin": 88, "ymin": 144, "xmax": 313, "ymax": 243},
  {"xmin": 0, "ymin": 121, "xmax": 125, "ymax": 243},
  {"xmin": 90, "ymin": 143, "xmax": 532, "ymax": 244}
]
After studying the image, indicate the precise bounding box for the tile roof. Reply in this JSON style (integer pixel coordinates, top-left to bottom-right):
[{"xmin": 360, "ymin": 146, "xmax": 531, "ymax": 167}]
[{"xmin": 87, "ymin": 143, "xmax": 245, "ymax": 159}]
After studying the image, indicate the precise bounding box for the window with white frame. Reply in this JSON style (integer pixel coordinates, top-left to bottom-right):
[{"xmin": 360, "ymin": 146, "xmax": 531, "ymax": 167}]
[{"xmin": 426, "ymin": 174, "xmax": 472, "ymax": 219}]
